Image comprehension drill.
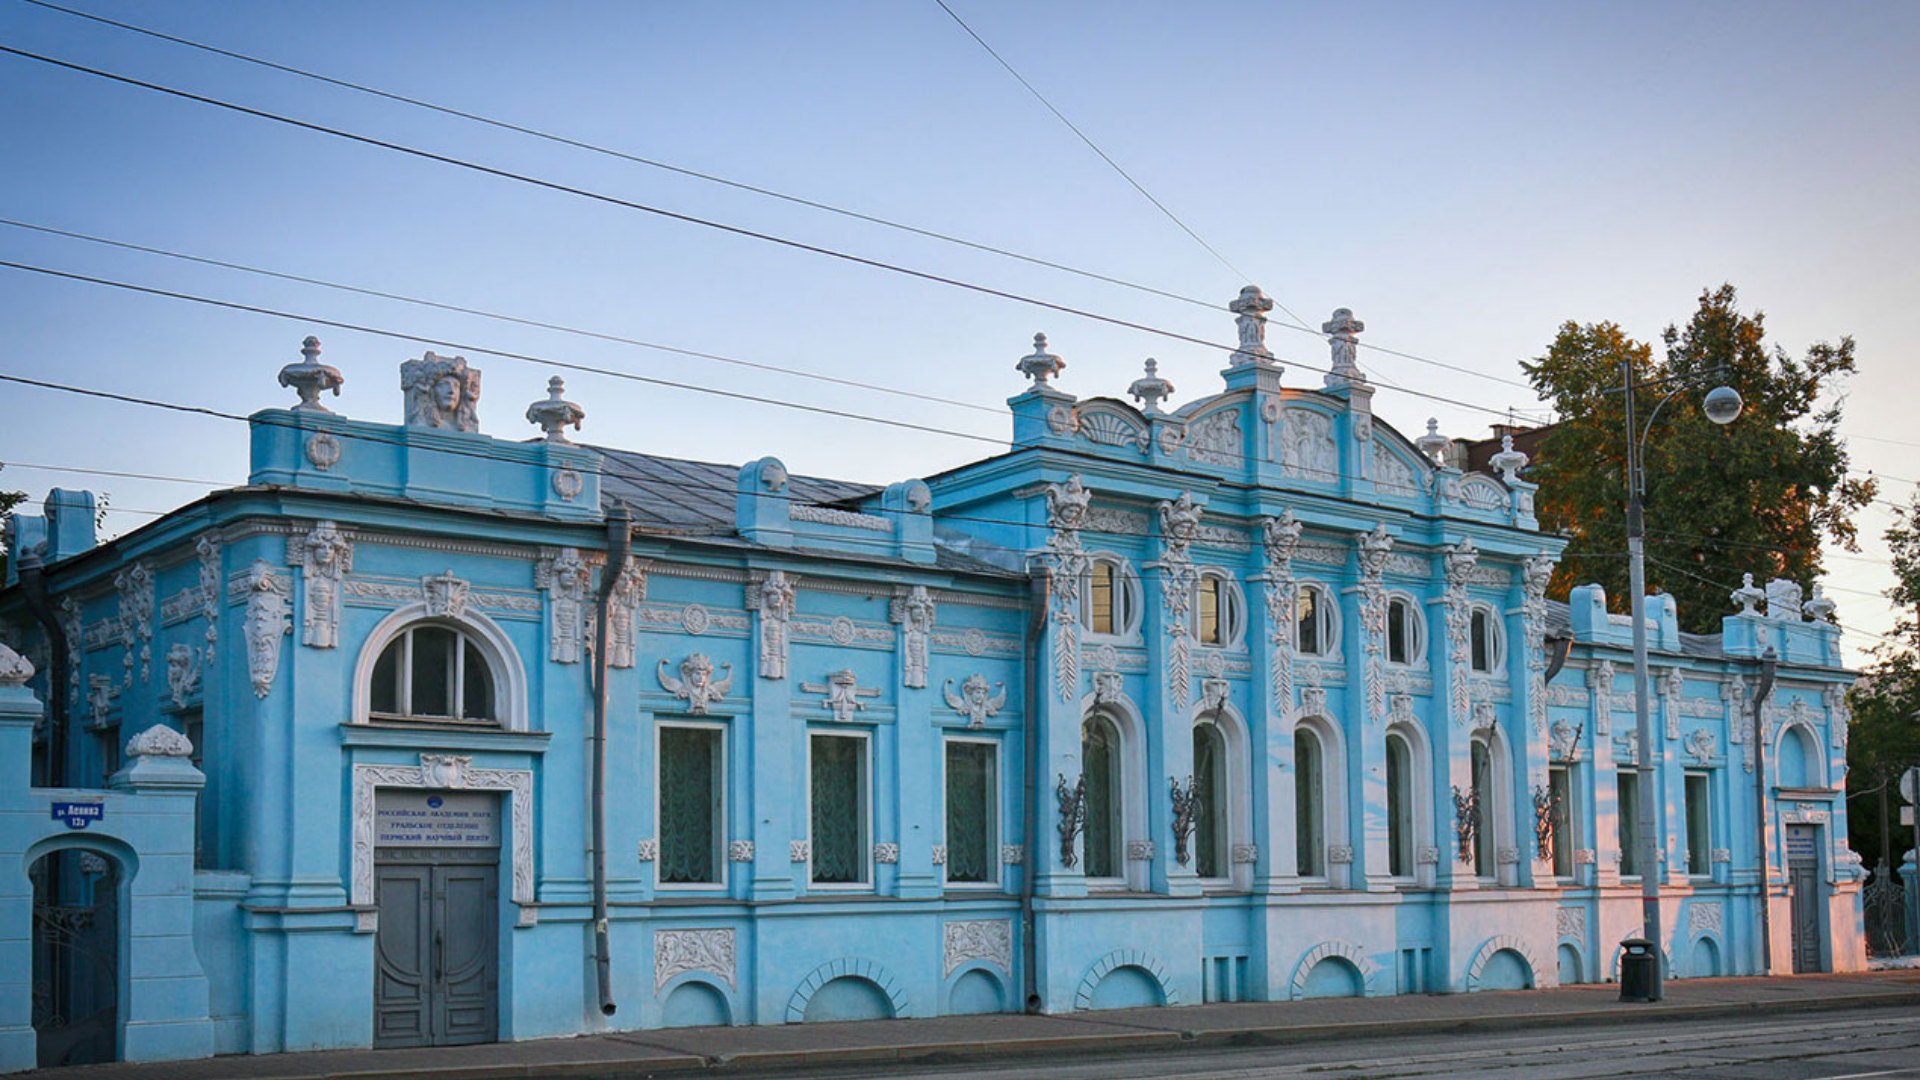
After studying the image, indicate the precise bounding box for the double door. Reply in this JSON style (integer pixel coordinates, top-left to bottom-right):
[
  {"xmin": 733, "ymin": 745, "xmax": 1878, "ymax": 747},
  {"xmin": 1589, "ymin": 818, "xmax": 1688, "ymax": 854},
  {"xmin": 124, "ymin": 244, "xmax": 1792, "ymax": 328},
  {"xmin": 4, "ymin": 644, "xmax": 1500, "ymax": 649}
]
[
  {"xmin": 374, "ymin": 856, "xmax": 498, "ymax": 1047},
  {"xmin": 1785, "ymin": 824, "xmax": 1825, "ymax": 974}
]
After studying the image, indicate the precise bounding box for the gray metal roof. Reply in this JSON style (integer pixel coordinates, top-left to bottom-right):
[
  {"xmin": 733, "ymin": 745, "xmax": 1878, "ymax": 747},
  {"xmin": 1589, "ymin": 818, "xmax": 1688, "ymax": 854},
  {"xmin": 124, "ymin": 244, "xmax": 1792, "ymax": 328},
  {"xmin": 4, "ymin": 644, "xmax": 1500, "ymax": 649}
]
[{"xmin": 594, "ymin": 447, "xmax": 878, "ymax": 535}]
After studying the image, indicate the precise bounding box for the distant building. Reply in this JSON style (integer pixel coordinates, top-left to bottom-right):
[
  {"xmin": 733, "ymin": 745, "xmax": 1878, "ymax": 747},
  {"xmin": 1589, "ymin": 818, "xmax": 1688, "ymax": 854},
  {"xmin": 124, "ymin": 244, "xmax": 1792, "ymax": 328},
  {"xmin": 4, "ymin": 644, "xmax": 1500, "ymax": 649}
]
[{"xmin": 0, "ymin": 299, "xmax": 1862, "ymax": 1068}]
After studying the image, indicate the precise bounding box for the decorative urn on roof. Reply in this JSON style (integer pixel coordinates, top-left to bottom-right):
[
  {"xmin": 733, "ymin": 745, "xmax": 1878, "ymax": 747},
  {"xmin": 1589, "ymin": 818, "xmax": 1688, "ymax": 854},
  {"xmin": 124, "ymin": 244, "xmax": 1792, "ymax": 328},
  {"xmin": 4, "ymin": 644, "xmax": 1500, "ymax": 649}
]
[
  {"xmin": 1016, "ymin": 333, "xmax": 1065, "ymax": 388},
  {"xmin": 278, "ymin": 336, "xmax": 345, "ymax": 413},
  {"xmin": 1128, "ymin": 359, "xmax": 1174, "ymax": 415},
  {"xmin": 526, "ymin": 376, "xmax": 586, "ymax": 444}
]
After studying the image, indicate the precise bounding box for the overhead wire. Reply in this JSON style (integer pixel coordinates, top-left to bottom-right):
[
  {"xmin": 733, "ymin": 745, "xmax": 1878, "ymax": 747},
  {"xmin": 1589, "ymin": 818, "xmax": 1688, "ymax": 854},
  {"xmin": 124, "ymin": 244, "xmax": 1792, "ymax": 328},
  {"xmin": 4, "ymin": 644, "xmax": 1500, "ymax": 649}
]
[
  {"xmin": 928, "ymin": 0, "xmax": 1270, "ymax": 312},
  {"xmin": 0, "ymin": 16, "xmax": 1548, "ymax": 396}
]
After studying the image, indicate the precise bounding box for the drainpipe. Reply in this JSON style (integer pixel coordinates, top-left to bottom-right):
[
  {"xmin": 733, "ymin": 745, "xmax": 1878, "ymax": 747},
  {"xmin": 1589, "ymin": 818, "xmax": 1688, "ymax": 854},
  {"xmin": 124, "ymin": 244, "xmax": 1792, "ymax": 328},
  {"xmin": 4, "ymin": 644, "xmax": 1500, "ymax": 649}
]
[
  {"xmin": 16, "ymin": 548, "xmax": 67, "ymax": 787},
  {"xmin": 590, "ymin": 504, "xmax": 631, "ymax": 1017},
  {"xmin": 1021, "ymin": 570, "xmax": 1047, "ymax": 1013},
  {"xmin": 1543, "ymin": 635, "xmax": 1573, "ymax": 685},
  {"xmin": 1751, "ymin": 647, "xmax": 1778, "ymax": 975}
]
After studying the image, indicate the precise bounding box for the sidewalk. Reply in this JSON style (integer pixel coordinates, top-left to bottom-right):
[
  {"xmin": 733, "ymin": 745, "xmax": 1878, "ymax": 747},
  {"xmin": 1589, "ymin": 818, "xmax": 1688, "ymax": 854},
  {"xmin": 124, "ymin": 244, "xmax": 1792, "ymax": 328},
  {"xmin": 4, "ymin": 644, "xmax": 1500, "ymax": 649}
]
[{"xmin": 23, "ymin": 970, "xmax": 1920, "ymax": 1080}]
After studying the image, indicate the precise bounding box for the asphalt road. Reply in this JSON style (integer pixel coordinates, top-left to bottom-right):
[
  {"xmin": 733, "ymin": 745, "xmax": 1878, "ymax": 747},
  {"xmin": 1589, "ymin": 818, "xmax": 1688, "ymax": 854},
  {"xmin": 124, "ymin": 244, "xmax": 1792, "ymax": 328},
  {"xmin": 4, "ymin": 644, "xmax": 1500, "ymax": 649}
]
[{"xmin": 704, "ymin": 1004, "xmax": 1920, "ymax": 1080}]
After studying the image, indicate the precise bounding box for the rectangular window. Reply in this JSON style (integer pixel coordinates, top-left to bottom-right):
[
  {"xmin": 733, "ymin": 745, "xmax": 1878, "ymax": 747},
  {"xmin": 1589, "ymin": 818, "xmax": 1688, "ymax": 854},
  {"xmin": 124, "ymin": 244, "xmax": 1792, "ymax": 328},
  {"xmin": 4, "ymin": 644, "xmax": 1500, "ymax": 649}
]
[
  {"xmin": 810, "ymin": 733, "xmax": 869, "ymax": 886},
  {"xmin": 1200, "ymin": 578, "xmax": 1221, "ymax": 645},
  {"xmin": 1617, "ymin": 769, "xmax": 1641, "ymax": 877},
  {"xmin": 184, "ymin": 711, "xmax": 211, "ymax": 869},
  {"xmin": 1297, "ymin": 588, "xmax": 1320, "ymax": 655},
  {"xmin": 1685, "ymin": 771, "xmax": 1711, "ymax": 877},
  {"xmin": 659, "ymin": 725, "xmax": 725, "ymax": 885},
  {"xmin": 944, "ymin": 740, "xmax": 998, "ymax": 885},
  {"xmin": 1549, "ymin": 764, "xmax": 1573, "ymax": 879},
  {"xmin": 1090, "ymin": 563, "xmax": 1114, "ymax": 635}
]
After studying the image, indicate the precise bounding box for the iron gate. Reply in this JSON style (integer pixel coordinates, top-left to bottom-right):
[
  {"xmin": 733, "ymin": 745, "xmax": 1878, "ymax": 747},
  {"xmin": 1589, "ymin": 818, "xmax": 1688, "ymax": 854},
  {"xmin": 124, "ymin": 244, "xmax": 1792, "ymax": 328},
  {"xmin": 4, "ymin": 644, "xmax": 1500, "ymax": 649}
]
[
  {"xmin": 1864, "ymin": 859, "xmax": 1911, "ymax": 958},
  {"xmin": 31, "ymin": 848, "xmax": 119, "ymax": 1067}
]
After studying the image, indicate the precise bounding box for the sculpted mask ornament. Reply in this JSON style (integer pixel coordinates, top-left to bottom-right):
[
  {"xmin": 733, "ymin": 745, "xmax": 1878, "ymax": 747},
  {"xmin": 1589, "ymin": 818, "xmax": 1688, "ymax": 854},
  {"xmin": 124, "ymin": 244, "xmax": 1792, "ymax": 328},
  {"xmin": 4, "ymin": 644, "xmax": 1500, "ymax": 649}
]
[
  {"xmin": 750, "ymin": 570, "xmax": 797, "ymax": 680},
  {"xmin": 400, "ymin": 351, "xmax": 482, "ymax": 432},
  {"xmin": 166, "ymin": 642, "xmax": 200, "ymax": 708},
  {"xmin": 290, "ymin": 520, "xmax": 352, "ymax": 649},
  {"xmin": 241, "ymin": 560, "xmax": 290, "ymax": 699},
  {"xmin": 536, "ymin": 547, "xmax": 590, "ymax": 664},
  {"xmin": 944, "ymin": 673, "xmax": 1006, "ymax": 729},
  {"xmin": 890, "ymin": 585, "xmax": 936, "ymax": 689},
  {"xmin": 658, "ymin": 653, "xmax": 733, "ymax": 716}
]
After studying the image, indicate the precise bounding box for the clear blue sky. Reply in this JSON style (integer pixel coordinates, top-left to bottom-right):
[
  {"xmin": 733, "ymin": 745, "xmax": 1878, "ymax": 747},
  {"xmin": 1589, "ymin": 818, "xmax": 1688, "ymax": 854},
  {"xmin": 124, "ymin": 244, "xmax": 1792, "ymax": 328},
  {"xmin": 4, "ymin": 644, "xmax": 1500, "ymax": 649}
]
[{"xmin": 2, "ymin": 0, "xmax": 1915, "ymax": 657}]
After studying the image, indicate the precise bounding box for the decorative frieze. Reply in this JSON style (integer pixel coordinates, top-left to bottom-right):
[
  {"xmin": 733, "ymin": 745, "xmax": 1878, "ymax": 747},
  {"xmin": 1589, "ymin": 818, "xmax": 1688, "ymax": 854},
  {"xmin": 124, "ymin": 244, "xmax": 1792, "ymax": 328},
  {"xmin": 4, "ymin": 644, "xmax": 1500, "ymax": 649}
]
[
  {"xmin": 943, "ymin": 919, "xmax": 1012, "ymax": 976},
  {"xmin": 655, "ymin": 928, "xmax": 736, "ymax": 991},
  {"xmin": 931, "ymin": 627, "xmax": 1021, "ymax": 658},
  {"xmin": 1556, "ymin": 906, "xmax": 1587, "ymax": 940},
  {"xmin": 791, "ymin": 504, "xmax": 891, "ymax": 531},
  {"xmin": 340, "ymin": 577, "xmax": 540, "ymax": 615},
  {"xmin": 1689, "ymin": 901, "xmax": 1723, "ymax": 934}
]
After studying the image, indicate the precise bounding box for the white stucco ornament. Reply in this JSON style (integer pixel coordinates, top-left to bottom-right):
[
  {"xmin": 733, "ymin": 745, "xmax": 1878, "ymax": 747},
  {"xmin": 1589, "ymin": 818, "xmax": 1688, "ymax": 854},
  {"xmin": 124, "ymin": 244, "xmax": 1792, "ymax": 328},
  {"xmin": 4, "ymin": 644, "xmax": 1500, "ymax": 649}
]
[
  {"xmin": 658, "ymin": 653, "xmax": 733, "ymax": 716},
  {"xmin": 803, "ymin": 668, "xmax": 880, "ymax": 723},
  {"xmin": 1416, "ymin": 418, "xmax": 1450, "ymax": 465},
  {"xmin": 1127, "ymin": 358, "xmax": 1174, "ymax": 414},
  {"xmin": 1229, "ymin": 285, "xmax": 1275, "ymax": 365},
  {"xmin": 525, "ymin": 376, "xmax": 585, "ymax": 444},
  {"xmin": 278, "ymin": 335, "xmax": 344, "ymax": 413},
  {"xmin": 0, "ymin": 639, "xmax": 33, "ymax": 686},
  {"xmin": 400, "ymin": 351, "xmax": 482, "ymax": 432},
  {"xmin": 1490, "ymin": 435, "xmax": 1529, "ymax": 481},
  {"xmin": 1802, "ymin": 583, "xmax": 1836, "ymax": 623},
  {"xmin": 1321, "ymin": 307, "xmax": 1366, "ymax": 388},
  {"xmin": 944, "ymin": 673, "xmax": 1006, "ymax": 728},
  {"xmin": 1016, "ymin": 332, "xmax": 1065, "ymax": 388},
  {"xmin": 125, "ymin": 723, "xmax": 193, "ymax": 759}
]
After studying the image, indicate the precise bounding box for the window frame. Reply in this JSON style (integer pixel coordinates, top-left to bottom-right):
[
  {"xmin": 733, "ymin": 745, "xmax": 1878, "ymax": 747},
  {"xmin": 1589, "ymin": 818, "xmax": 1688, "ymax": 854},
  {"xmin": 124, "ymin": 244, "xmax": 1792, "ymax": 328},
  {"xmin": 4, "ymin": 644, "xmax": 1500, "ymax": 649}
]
[
  {"xmin": 1295, "ymin": 725, "xmax": 1327, "ymax": 881},
  {"xmin": 1192, "ymin": 717, "xmax": 1230, "ymax": 882},
  {"xmin": 368, "ymin": 622, "xmax": 499, "ymax": 725},
  {"xmin": 1385, "ymin": 592, "xmax": 1426, "ymax": 667},
  {"xmin": 656, "ymin": 719, "xmax": 728, "ymax": 890},
  {"xmin": 807, "ymin": 729, "xmax": 873, "ymax": 890},
  {"xmin": 1295, "ymin": 582, "xmax": 1341, "ymax": 658},
  {"xmin": 1467, "ymin": 603, "xmax": 1505, "ymax": 673},
  {"xmin": 1549, "ymin": 763, "xmax": 1575, "ymax": 881},
  {"xmin": 1684, "ymin": 770, "xmax": 1712, "ymax": 878},
  {"xmin": 1617, "ymin": 768, "xmax": 1643, "ymax": 879},
  {"xmin": 942, "ymin": 735, "xmax": 1001, "ymax": 889},
  {"xmin": 1194, "ymin": 570, "xmax": 1246, "ymax": 649},
  {"xmin": 1081, "ymin": 554, "xmax": 1143, "ymax": 642},
  {"xmin": 1080, "ymin": 713, "xmax": 1127, "ymax": 887},
  {"xmin": 1386, "ymin": 730, "xmax": 1414, "ymax": 880}
]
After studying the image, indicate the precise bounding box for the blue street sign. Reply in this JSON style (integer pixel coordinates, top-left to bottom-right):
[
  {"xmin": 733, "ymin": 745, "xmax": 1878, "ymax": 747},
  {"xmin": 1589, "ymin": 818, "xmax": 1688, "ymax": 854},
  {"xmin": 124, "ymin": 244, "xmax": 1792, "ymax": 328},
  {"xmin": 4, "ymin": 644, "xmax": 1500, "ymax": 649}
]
[{"xmin": 51, "ymin": 802, "xmax": 104, "ymax": 830}]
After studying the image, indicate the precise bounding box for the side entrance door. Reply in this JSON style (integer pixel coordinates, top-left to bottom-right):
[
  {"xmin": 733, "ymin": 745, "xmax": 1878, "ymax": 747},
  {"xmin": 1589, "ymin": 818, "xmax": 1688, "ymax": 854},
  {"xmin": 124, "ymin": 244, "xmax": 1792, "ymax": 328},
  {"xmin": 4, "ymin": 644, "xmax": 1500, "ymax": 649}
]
[
  {"xmin": 1785, "ymin": 824, "xmax": 1825, "ymax": 974},
  {"xmin": 374, "ymin": 855, "xmax": 498, "ymax": 1047}
]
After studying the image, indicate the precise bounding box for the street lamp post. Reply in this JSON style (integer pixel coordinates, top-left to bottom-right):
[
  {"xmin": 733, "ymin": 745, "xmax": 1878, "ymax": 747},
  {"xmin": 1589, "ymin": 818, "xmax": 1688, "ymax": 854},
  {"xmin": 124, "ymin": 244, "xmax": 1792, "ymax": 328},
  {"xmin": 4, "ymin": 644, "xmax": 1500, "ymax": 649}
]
[{"xmin": 1611, "ymin": 361, "xmax": 1742, "ymax": 1002}]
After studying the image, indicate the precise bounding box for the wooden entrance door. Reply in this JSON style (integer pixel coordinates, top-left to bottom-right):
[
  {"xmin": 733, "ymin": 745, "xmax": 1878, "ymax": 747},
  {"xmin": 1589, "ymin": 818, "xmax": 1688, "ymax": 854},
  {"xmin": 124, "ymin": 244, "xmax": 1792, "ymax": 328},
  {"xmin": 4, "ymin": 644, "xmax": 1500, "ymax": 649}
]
[{"xmin": 374, "ymin": 858, "xmax": 498, "ymax": 1047}]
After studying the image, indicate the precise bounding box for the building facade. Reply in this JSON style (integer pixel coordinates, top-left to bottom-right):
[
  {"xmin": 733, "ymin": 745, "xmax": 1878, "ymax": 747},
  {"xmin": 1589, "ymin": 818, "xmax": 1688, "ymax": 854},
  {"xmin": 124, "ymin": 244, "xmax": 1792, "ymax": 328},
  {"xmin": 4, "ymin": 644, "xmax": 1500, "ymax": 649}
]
[{"xmin": 0, "ymin": 298, "xmax": 1864, "ymax": 1068}]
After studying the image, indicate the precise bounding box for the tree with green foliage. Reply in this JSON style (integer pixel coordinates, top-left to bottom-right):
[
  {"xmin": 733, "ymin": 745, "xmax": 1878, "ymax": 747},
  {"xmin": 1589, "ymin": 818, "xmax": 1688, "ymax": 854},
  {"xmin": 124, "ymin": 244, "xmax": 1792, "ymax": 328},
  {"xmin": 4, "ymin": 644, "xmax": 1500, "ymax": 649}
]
[
  {"xmin": 1847, "ymin": 490, "xmax": 1920, "ymax": 880},
  {"xmin": 1521, "ymin": 284, "xmax": 1876, "ymax": 634},
  {"xmin": 0, "ymin": 465, "xmax": 27, "ymax": 583}
]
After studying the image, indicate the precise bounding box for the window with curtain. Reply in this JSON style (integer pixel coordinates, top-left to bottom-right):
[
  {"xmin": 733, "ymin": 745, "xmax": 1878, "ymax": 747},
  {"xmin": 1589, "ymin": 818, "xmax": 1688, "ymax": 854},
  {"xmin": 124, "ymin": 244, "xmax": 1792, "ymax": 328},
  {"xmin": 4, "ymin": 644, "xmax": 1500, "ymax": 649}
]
[
  {"xmin": 1469, "ymin": 608, "xmax": 1500, "ymax": 673},
  {"xmin": 1386, "ymin": 732, "xmax": 1413, "ymax": 877},
  {"xmin": 1471, "ymin": 738, "xmax": 1495, "ymax": 878},
  {"xmin": 370, "ymin": 623, "xmax": 497, "ymax": 723},
  {"xmin": 1387, "ymin": 597, "xmax": 1422, "ymax": 665},
  {"xmin": 945, "ymin": 740, "xmax": 997, "ymax": 885},
  {"xmin": 1549, "ymin": 764, "xmax": 1574, "ymax": 879},
  {"xmin": 1295, "ymin": 727, "xmax": 1324, "ymax": 877},
  {"xmin": 810, "ymin": 733, "xmax": 868, "ymax": 885},
  {"xmin": 659, "ymin": 725, "xmax": 724, "ymax": 885},
  {"xmin": 1082, "ymin": 716, "xmax": 1122, "ymax": 879},
  {"xmin": 1685, "ymin": 771, "xmax": 1711, "ymax": 876},
  {"xmin": 1193, "ymin": 720, "xmax": 1227, "ymax": 878},
  {"xmin": 1617, "ymin": 769, "xmax": 1642, "ymax": 877}
]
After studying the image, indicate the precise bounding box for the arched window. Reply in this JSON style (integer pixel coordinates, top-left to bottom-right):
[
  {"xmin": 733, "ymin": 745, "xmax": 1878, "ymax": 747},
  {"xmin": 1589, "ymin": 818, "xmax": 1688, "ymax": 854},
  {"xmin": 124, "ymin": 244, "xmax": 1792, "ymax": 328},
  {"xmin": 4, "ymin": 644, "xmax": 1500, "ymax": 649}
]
[
  {"xmin": 1297, "ymin": 584, "xmax": 1338, "ymax": 657},
  {"xmin": 1197, "ymin": 572, "xmax": 1244, "ymax": 647},
  {"xmin": 1193, "ymin": 719, "xmax": 1228, "ymax": 878},
  {"xmin": 1082, "ymin": 715, "xmax": 1124, "ymax": 879},
  {"xmin": 1469, "ymin": 606, "xmax": 1503, "ymax": 673},
  {"xmin": 1471, "ymin": 738, "xmax": 1495, "ymax": 878},
  {"xmin": 1295, "ymin": 727, "xmax": 1325, "ymax": 877},
  {"xmin": 1387, "ymin": 596, "xmax": 1424, "ymax": 666},
  {"xmin": 1083, "ymin": 556, "xmax": 1140, "ymax": 639},
  {"xmin": 369, "ymin": 623, "xmax": 498, "ymax": 723},
  {"xmin": 1386, "ymin": 732, "xmax": 1414, "ymax": 877}
]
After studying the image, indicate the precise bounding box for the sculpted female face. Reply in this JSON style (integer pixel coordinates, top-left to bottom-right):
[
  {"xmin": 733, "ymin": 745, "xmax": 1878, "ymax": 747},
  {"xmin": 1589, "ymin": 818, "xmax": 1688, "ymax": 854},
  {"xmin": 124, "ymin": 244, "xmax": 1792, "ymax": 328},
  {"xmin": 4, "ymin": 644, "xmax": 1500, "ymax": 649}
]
[{"xmin": 433, "ymin": 374, "xmax": 461, "ymax": 412}]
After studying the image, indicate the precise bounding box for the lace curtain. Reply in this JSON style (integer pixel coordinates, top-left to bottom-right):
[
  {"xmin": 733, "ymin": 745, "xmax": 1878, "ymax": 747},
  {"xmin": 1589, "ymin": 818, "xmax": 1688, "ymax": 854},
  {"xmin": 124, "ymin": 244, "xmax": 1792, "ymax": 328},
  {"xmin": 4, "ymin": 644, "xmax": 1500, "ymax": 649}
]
[
  {"xmin": 660, "ymin": 727, "xmax": 719, "ymax": 884},
  {"xmin": 811, "ymin": 735, "xmax": 865, "ymax": 884},
  {"xmin": 945, "ymin": 742, "xmax": 995, "ymax": 883}
]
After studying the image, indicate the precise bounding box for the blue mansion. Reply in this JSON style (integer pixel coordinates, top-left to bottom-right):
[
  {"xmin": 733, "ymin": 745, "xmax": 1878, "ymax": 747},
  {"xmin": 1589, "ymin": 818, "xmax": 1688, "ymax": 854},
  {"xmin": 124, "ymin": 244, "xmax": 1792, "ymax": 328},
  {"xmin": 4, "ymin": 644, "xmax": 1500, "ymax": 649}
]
[{"xmin": 0, "ymin": 295, "xmax": 1863, "ymax": 1068}]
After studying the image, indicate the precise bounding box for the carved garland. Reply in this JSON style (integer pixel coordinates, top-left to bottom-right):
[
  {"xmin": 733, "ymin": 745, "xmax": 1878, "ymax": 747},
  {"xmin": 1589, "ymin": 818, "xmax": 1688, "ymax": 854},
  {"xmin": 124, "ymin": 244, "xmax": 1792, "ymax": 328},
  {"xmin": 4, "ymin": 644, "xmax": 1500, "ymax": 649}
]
[
  {"xmin": 350, "ymin": 755, "xmax": 535, "ymax": 930},
  {"xmin": 1521, "ymin": 554, "xmax": 1554, "ymax": 735},
  {"xmin": 1044, "ymin": 477, "xmax": 1092, "ymax": 703},
  {"xmin": 1262, "ymin": 512, "xmax": 1302, "ymax": 717},
  {"xmin": 1159, "ymin": 493, "xmax": 1202, "ymax": 708},
  {"xmin": 1443, "ymin": 539, "xmax": 1477, "ymax": 727},
  {"xmin": 1356, "ymin": 525, "xmax": 1393, "ymax": 725}
]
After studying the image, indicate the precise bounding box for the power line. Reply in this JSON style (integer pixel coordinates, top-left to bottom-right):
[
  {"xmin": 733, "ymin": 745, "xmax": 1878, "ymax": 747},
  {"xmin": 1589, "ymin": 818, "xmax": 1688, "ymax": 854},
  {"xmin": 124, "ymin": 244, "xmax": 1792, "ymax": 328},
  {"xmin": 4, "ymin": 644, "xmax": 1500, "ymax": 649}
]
[
  {"xmin": 1644, "ymin": 553, "xmax": 1901, "ymax": 650},
  {"xmin": 929, "ymin": 0, "xmax": 1268, "ymax": 308},
  {"xmin": 0, "ymin": 40, "xmax": 1546, "ymax": 405},
  {"xmin": 0, "ymin": 218, "xmax": 1005, "ymax": 417}
]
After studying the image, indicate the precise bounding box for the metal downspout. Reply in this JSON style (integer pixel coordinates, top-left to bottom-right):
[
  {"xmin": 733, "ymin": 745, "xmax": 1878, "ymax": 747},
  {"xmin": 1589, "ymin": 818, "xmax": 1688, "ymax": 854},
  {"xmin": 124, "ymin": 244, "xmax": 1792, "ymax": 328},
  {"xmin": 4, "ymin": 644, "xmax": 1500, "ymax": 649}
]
[
  {"xmin": 1751, "ymin": 647, "xmax": 1778, "ymax": 975},
  {"xmin": 1021, "ymin": 571, "xmax": 1047, "ymax": 1013},
  {"xmin": 590, "ymin": 504, "xmax": 631, "ymax": 1016},
  {"xmin": 17, "ymin": 550, "xmax": 67, "ymax": 787}
]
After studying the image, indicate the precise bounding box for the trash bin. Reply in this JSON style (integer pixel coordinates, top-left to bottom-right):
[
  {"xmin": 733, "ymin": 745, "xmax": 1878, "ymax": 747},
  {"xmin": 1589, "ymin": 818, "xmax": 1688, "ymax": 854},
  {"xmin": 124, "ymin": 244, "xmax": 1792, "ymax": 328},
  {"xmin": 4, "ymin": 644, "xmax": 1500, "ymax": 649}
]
[{"xmin": 1619, "ymin": 938, "xmax": 1660, "ymax": 1002}]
